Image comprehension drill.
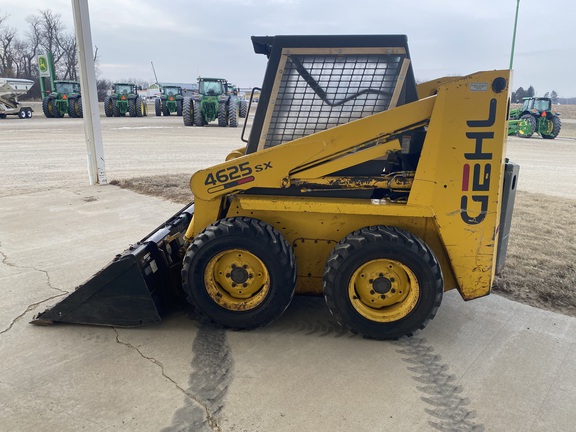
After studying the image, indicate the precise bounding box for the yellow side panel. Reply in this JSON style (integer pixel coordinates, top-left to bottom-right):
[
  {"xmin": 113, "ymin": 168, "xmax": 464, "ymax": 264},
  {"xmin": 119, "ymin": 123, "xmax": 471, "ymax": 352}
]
[
  {"xmin": 226, "ymin": 195, "xmax": 458, "ymax": 296},
  {"xmin": 409, "ymin": 70, "xmax": 511, "ymax": 299}
]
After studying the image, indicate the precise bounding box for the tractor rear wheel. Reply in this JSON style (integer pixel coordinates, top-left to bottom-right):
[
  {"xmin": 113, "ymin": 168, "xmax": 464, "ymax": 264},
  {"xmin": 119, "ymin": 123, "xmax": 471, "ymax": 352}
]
[
  {"xmin": 76, "ymin": 96, "xmax": 83, "ymax": 118},
  {"xmin": 542, "ymin": 116, "xmax": 561, "ymax": 139},
  {"xmin": 182, "ymin": 217, "xmax": 297, "ymax": 330},
  {"xmin": 42, "ymin": 97, "xmax": 52, "ymax": 118},
  {"xmin": 193, "ymin": 100, "xmax": 204, "ymax": 126},
  {"xmin": 218, "ymin": 102, "xmax": 227, "ymax": 127},
  {"xmin": 239, "ymin": 99, "xmax": 248, "ymax": 118},
  {"xmin": 323, "ymin": 226, "xmax": 443, "ymax": 340},
  {"xmin": 68, "ymin": 97, "xmax": 83, "ymax": 118},
  {"xmin": 129, "ymin": 99, "xmax": 137, "ymax": 117},
  {"xmin": 136, "ymin": 97, "xmax": 145, "ymax": 117},
  {"xmin": 155, "ymin": 98, "xmax": 161, "ymax": 116},
  {"xmin": 228, "ymin": 99, "xmax": 238, "ymax": 127},
  {"xmin": 104, "ymin": 96, "xmax": 114, "ymax": 117},
  {"xmin": 518, "ymin": 114, "xmax": 536, "ymax": 138},
  {"xmin": 68, "ymin": 99, "xmax": 77, "ymax": 118},
  {"xmin": 183, "ymin": 98, "xmax": 193, "ymax": 126},
  {"xmin": 176, "ymin": 100, "xmax": 183, "ymax": 116}
]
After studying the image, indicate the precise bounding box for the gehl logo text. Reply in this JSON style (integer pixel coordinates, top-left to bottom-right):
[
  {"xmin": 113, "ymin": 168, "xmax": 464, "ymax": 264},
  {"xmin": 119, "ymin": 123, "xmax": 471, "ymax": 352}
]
[{"xmin": 461, "ymin": 98, "xmax": 497, "ymax": 225}]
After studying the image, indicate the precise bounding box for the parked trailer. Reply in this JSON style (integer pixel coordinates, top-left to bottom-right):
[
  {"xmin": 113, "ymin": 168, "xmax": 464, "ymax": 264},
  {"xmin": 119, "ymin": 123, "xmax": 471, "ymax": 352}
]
[{"xmin": 0, "ymin": 77, "xmax": 34, "ymax": 119}]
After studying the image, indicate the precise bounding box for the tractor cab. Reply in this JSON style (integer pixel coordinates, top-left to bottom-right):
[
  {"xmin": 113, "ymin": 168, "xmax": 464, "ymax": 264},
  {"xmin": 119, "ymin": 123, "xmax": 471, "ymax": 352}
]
[
  {"xmin": 114, "ymin": 83, "xmax": 137, "ymax": 95},
  {"xmin": 54, "ymin": 80, "xmax": 80, "ymax": 95},
  {"xmin": 198, "ymin": 78, "xmax": 227, "ymax": 96},
  {"xmin": 162, "ymin": 86, "xmax": 183, "ymax": 97},
  {"xmin": 521, "ymin": 97, "xmax": 553, "ymax": 114}
]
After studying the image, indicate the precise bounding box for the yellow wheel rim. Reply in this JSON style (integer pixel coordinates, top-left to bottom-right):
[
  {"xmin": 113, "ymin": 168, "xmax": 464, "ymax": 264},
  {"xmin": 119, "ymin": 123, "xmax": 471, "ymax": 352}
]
[
  {"xmin": 348, "ymin": 259, "xmax": 419, "ymax": 322},
  {"xmin": 205, "ymin": 249, "xmax": 269, "ymax": 311}
]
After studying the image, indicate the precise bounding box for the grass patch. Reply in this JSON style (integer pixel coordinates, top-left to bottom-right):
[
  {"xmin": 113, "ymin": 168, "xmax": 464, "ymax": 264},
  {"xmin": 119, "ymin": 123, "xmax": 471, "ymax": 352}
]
[
  {"xmin": 493, "ymin": 190, "xmax": 576, "ymax": 316},
  {"xmin": 112, "ymin": 175, "xmax": 576, "ymax": 317}
]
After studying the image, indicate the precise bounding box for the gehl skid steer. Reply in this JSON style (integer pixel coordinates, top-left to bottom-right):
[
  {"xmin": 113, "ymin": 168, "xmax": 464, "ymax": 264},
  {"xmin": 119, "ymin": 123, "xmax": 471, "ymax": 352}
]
[{"xmin": 33, "ymin": 35, "xmax": 519, "ymax": 340}]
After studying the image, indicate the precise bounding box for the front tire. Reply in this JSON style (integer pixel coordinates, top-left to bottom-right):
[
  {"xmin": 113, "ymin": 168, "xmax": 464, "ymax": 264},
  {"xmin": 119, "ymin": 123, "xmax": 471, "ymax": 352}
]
[
  {"xmin": 518, "ymin": 114, "xmax": 536, "ymax": 138},
  {"xmin": 182, "ymin": 217, "xmax": 297, "ymax": 330},
  {"xmin": 323, "ymin": 226, "xmax": 443, "ymax": 340}
]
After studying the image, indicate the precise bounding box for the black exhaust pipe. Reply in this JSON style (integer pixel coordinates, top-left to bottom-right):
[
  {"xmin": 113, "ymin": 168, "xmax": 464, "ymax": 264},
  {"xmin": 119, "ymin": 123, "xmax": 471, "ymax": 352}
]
[{"xmin": 32, "ymin": 203, "xmax": 194, "ymax": 327}]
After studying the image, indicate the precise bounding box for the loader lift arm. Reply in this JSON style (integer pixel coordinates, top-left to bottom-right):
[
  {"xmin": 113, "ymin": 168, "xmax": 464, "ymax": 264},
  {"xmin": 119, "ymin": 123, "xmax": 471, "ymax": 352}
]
[{"xmin": 187, "ymin": 96, "xmax": 436, "ymax": 238}]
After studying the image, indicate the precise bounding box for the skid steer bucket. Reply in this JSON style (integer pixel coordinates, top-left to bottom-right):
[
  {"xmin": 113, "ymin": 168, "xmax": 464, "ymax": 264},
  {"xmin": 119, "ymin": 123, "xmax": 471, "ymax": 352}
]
[{"xmin": 31, "ymin": 204, "xmax": 194, "ymax": 327}]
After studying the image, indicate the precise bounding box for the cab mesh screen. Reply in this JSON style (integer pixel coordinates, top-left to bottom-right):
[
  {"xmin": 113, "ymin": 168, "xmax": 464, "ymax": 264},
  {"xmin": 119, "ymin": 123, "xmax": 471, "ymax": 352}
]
[{"xmin": 263, "ymin": 53, "xmax": 406, "ymax": 149}]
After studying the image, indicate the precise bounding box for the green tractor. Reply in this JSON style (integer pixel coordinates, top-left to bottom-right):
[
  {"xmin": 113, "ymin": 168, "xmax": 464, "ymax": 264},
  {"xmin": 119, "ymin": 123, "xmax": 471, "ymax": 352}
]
[
  {"xmin": 42, "ymin": 80, "xmax": 83, "ymax": 118},
  {"xmin": 155, "ymin": 85, "xmax": 184, "ymax": 116},
  {"xmin": 104, "ymin": 83, "xmax": 148, "ymax": 117},
  {"xmin": 227, "ymin": 83, "xmax": 248, "ymax": 118},
  {"xmin": 182, "ymin": 77, "xmax": 238, "ymax": 127},
  {"xmin": 509, "ymin": 97, "xmax": 561, "ymax": 139}
]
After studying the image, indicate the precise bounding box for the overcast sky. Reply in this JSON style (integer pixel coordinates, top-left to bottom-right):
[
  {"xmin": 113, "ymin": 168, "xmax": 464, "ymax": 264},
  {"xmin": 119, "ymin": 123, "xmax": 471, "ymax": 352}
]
[{"xmin": 1, "ymin": 0, "xmax": 575, "ymax": 97}]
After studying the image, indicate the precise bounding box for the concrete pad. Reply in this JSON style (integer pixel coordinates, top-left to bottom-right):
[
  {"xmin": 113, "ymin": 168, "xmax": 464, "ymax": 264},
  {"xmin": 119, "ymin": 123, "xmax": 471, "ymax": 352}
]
[{"xmin": 1, "ymin": 185, "xmax": 575, "ymax": 431}]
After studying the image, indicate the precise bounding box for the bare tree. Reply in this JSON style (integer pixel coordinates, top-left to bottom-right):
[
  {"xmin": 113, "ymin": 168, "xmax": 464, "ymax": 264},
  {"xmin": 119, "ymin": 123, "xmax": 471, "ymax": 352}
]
[{"xmin": 0, "ymin": 13, "xmax": 17, "ymax": 76}]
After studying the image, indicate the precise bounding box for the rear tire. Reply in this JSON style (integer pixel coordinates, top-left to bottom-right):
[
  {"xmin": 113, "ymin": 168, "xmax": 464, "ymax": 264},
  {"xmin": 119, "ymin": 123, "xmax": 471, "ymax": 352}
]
[
  {"xmin": 155, "ymin": 98, "xmax": 161, "ymax": 116},
  {"xmin": 18, "ymin": 109, "xmax": 27, "ymax": 119},
  {"xmin": 182, "ymin": 217, "xmax": 297, "ymax": 330},
  {"xmin": 68, "ymin": 99, "xmax": 77, "ymax": 118},
  {"xmin": 183, "ymin": 97, "xmax": 193, "ymax": 126},
  {"xmin": 218, "ymin": 102, "xmax": 227, "ymax": 127},
  {"xmin": 228, "ymin": 99, "xmax": 238, "ymax": 127},
  {"xmin": 129, "ymin": 98, "xmax": 137, "ymax": 117},
  {"xmin": 193, "ymin": 100, "xmax": 204, "ymax": 126},
  {"xmin": 69, "ymin": 97, "xmax": 83, "ymax": 118},
  {"xmin": 42, "ymin": 97, "xmax": 52, "ymax": 118},
  {"xmin": 76, "ymin": 96, "xmax": 83, "ymax": 118},
  {"xmin": 135, "ymin": 97, "xmax": 145, "ymax": 117},
  {"xmin": 176, "ymin": 100, "xmax": 183, "ymax": 116},
  {"xmin": 542, "ymin": 116, "xmax": 561, "ymax": 139},
  {"xmin": 239, "ymin": 99, "xmax": 248, "ymax": 118},
  {"xmin": 104, "ymin": 96, "xmax": 114, "ymax": 117},
  {"xmin": 323, "ymin": 226, "xmax": 443, "ymax": 340}
]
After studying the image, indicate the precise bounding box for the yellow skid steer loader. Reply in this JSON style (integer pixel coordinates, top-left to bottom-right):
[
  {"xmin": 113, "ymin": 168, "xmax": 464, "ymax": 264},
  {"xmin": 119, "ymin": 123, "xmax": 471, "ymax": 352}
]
[{"xmin": 33, "ymin": 35, "xmax": 518, "ymax": 339}]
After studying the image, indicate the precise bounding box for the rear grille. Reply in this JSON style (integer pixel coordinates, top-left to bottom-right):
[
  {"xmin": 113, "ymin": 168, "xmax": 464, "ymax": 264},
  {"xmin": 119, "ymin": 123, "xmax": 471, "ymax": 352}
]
[{"xmin": 263, "ymin": 51, "xmax": 408, "ymax": 149}]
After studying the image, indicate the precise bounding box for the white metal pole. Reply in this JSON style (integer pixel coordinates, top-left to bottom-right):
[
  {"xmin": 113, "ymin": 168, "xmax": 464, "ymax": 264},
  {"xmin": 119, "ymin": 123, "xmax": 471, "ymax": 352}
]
[{"xmin": 71, "ymin": 0, "xmax": 107, "ymax": 185}]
